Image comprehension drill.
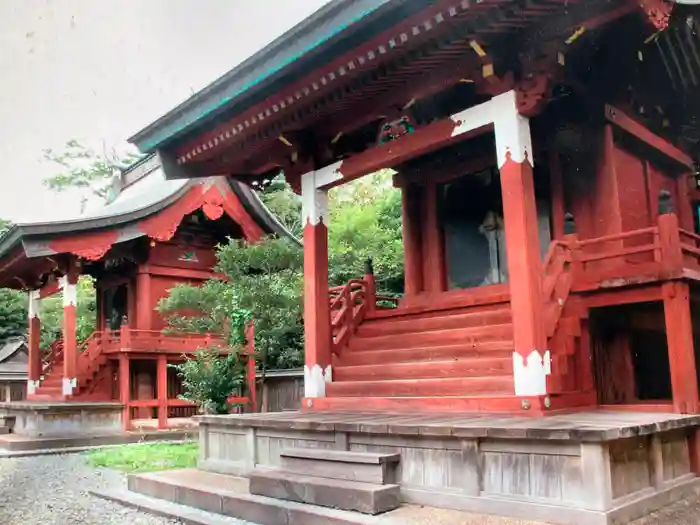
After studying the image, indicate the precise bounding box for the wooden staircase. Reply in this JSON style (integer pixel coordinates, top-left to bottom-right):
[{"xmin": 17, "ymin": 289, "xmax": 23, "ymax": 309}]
[
  {"xmin": 320, "ymin": 239, "xmax": 588, "ymax": 410},
  {"xmin": 33, "ymin": 333, "xmax": 111, "ymax": 401},
  {"xmin": 329, "ymin": 306, "xmax": 515, "ymax": 399}
]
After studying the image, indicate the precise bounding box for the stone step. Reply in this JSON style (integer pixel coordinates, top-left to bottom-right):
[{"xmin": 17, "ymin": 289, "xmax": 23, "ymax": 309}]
[
  {"xmin": 128, "ymin": 468, "xmax": 380, "ymax": 524},
  {"xmin": 357, "ymin": 308, "xmax": 512, "ymax": 337},
  {"xmin": 335, "ymin": 342, "xmax": 512, "ymax": 366},
  {"xmin": 249, "ymin": 469, "xmax": 400, "ymax": 515},
  {"xmin": 326, "ymin": 376, "xmax": 514, "ymax": 398},
  {"xmin": 280, "ymin": 448, "xmax": 399, "ymax": 484},
  {"xmin": 334, "ymin": 357, "xmax": 512, "ymax": 382},
  {"xmin": 348, "ymin": 324, "xmax": 513, "ymax": 351}
]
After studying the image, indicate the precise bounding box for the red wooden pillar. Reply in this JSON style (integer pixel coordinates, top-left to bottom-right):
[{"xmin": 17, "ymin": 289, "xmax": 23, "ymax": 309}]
[
  {"xmin": 422, "ymin": 181, "xmax": 445, "ymax": 294},
  {"xmin": 662, "ymin": 281, "xmax": 699, "ymax": 414},
  {"xmin": 401, "ymin": 184, "xmax": 424, "ymax": 298},
  {"xmin": 136, "ymin": 271, "xmax": 152, "ymax": 330},
  {"xmin": 246, "ymin": 322, "xmax": 257, "ymax": 411},
  {"xmin": 60, "ymin": 267, "xmax": 79, "ymax": 397},
  {"xmin": 301, "ymin": 171, "xmax": 332, "ymax": 400},
  {"xmin": 549, "ymin": 150, "xmax": 566, "ymax": 240},
  {"xmin": 494, "ymin": 90, "xmax": 548, "ymax": 397},
  {"xmin": 27, "ymin": 290, "xmax": 42, "ymax": 396},
  {"xmin": 119, "ymin": 354, "xmax": 131, "ymax": 430},
  {"xmin": 157, "ymin": 355, "xmax": 168, "ymax": 429}
]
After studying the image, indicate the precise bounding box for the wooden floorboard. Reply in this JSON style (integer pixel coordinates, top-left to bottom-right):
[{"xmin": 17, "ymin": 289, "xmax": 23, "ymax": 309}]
[{"xmin": 204, "ymin": 410, "xmax": 700, "ymax": 442}]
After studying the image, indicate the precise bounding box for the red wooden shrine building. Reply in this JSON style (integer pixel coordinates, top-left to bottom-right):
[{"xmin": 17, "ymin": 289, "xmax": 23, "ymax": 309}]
[
  {"xmin": 129, "ymin": 1, "xmax": 700, "ymax": 415},
  {"xmin": 0, "ymin": 154, "xmax": 293, "ymax": 429}
]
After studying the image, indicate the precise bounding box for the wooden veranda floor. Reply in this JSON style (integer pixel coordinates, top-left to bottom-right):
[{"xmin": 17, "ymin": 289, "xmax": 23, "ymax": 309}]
[{"xmin": 197, "ymin": 409, "xmax": 700, "ymax": 442}]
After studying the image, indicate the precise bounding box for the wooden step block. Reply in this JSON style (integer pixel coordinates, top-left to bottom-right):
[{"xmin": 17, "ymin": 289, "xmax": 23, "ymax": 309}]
[
  {"xmin": 249, "ymin": 469, "xmax": 400, "ymax": 515},
  {"xmin": 280, "ymin": 448, "xmax": 399, "ymax": 484},
  {"xmin": 336, "ymin": 342, "xmax": 512, "ymax": 366},
  {"xmin": 326, "ymin": 376, "xmax": 514, "ymax": 397},
  {"xmin": 357, "ymin": 309, "xmax": 512, "ymax": 337},
  {"xmin": 334, "ymin": 358, "xmax": 512, "ymax": 381},
  {"xmin": 349, "ymin": 324, "xmax": 513, "ymax": 351}
]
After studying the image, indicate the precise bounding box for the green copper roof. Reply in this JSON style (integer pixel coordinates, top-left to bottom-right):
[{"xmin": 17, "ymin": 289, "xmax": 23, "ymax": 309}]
[{"xmin": 130, "ymin": 0, "xmax": 395, "ymax": 152}]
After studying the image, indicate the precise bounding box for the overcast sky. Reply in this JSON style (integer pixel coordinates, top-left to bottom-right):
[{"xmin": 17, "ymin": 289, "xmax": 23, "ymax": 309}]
[{"xmin": 0, "ymin": 0, "xmax": 329, "ymax": 223}]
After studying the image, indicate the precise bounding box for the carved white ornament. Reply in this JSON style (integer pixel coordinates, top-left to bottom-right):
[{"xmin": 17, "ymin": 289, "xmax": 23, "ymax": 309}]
[
  {"xmin": 512, "ymin": 350, "xmax": 551, "ymax": 396},
  {"xmin": 301, "ymin": 172, "xmax": 329, "ymax": 226},
  {"xmin": 28, "ymin": 290, "xmax": 41, "ymax": 320},
  {"xmin": 304, "ymin": 364, "xmax": 332, "ymax": 398},
  {"xmin": 62, "ymin": 377, "xmax": 77, "ymax": 396},
  {"xmin": 59, "ymin": 276, "xmax": 77, "ymax": 307}
]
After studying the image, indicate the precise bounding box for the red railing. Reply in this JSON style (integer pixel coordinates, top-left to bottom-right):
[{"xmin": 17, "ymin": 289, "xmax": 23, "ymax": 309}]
[
  {"xmin": 541, "ymin": 240, "xmax": 574, "ymax": 338},
  {"xmin": 575, "ymin": 226, "xmax": 660, "ymax": 271},
  {"xmin": 329, "ymin": 279, "xmax": 370, "ymax": 355},
  {"xmin": 100, "ymin": 328, "xmax": 226, "ymax": 354},
  {"xmin": 42, "ymin": 338, "xmax": 64, "ymax": 376},
  {"xmin": 679, "ymin": 228, "xmax": 700, "ymax": 269}
]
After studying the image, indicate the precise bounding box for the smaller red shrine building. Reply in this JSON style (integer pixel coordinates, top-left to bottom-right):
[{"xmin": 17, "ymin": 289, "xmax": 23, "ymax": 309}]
[{"xmin": 0, "ymin": 153, "xmax": 293, "ymax": 430}]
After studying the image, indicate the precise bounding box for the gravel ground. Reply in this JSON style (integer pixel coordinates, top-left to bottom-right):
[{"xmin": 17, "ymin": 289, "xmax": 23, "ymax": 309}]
[{"xmin": 0, "ymin": 453, "xmax": 183, "ymax": 525}]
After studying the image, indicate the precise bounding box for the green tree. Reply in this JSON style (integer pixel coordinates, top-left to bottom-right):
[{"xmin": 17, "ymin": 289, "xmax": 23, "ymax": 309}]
[
  {"xmin": 170, "ymin": 346, "xmax": 245, "ymax": 415},
  {"xmin": 43, "ymin": 139, "xmax": 143, "ymax": 211},
  {"xmin": 327, "ymin": 170, "xmax": 403, "ymax": 294},
  {"xmin": 158, "ymin": 170, "xmax": 404, "ymax": 370},
  {"xmin": 158, "ymin": 236, "xmax": 304, "ymax": 370},
  {"xmin": 0, "ymin": 219, "xmax": 27, "ymax": 342}
]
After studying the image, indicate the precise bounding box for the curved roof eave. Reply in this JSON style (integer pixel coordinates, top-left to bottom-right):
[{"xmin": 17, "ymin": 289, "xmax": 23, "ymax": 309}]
[{"xmin": 128, "ymin": 0, "xmax": 398, "ymax": 152}]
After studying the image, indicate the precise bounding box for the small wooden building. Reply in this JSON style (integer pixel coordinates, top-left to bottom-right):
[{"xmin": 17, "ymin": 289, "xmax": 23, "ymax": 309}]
[
  {"xmin": 0, "ymin": 154, "xmax": 293, "ymax": 429},
  {"xmin": 0, "ymin": 338, "xmax": 27, "ymax": 403}
]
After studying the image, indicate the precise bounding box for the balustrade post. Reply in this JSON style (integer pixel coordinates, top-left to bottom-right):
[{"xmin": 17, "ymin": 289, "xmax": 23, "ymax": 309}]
[
  {"xmin": 121, "ymin": 323, "xmax": 132, "ymax": 350},
  {"xmin": 364, "ymin": 258, "xmax": 376, "ymax": 313},
  {"xmin": 563, "ymin": 213, "xmax": 582, "ymax": 279},
  {"xmin": 657, "ymin": 190, "xmax": 683, "ymax": 274}
]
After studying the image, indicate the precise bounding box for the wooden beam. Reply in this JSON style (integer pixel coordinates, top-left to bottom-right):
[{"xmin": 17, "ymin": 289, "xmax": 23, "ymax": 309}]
[
  {"xmin": 605, "ymin": 105, "xmax": 693, "ymax": 169},
  {"xmin": 315, "ymin": 111, "xmax": 493, "ymax": 189}
]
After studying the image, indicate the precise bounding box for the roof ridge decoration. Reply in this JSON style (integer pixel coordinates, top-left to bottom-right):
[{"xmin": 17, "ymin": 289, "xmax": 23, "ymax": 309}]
[{"xmin": 47, "ymin": 179, "xmax": 266, "ymax": 261}]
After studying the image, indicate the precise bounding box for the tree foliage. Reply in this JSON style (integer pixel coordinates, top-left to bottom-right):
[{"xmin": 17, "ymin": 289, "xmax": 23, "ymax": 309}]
[
  {"xmin": 170, "ymin": 346, "xmax": 245, "ymax": 414},
  {"xmin": 43, "ymin": 139, "xmax": 143, "ymax": 211},
  {"xmin": 158, "ymin": 170, "xmax": 404, "ymax": 370},
  {"xmin": 158, "ymin": 236, "xmax": 304, "ymax": 370}
]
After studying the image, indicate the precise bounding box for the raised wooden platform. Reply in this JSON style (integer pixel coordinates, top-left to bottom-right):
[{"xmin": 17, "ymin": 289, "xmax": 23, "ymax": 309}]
[{"xmin": 196, "ymin": 410, "xmax": 700, "ymax": 525}]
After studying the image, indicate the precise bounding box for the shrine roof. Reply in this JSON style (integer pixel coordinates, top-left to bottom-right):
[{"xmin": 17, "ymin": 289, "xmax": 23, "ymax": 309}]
[
  {"xmin": 130, "ymin": 0, "xmax": 397, "ymax": 152},
  {"xmin": 0, "ymin": 338, "xmax": 27, "ymax": 381},
  {"xmin": 0, "ymin": 154, "xmax": 297, "ymax": 280}
]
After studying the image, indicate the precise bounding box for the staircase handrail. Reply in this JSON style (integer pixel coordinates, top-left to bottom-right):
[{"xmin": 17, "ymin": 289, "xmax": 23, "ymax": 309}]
[
  {"xmin": 329, "ymin": 279, "xmax": 370, "ymax": 355},
  {"xmin": 42, "ymin": 338, "xmax": 64, "ymax": 376},
  {"xmin": 542, "ymin": 239, "xmax": 574, "ymax": 338},
  {"xmin": 76, "ymin": 331, "xmax": 104, "ymax": 383}
]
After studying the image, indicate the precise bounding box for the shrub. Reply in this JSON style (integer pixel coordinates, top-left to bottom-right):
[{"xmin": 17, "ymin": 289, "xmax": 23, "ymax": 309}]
[{"xmin": 170, "ymin": 346, "xmax": 245, "ymax": 414}]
